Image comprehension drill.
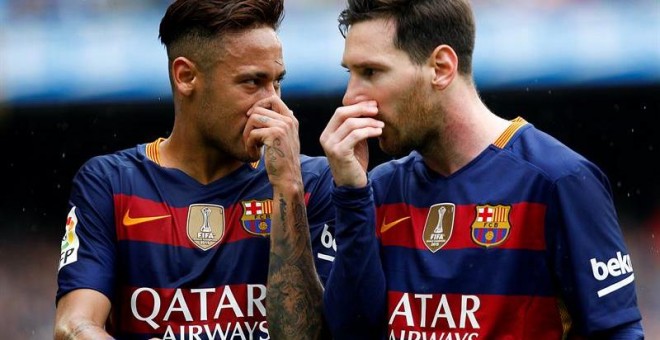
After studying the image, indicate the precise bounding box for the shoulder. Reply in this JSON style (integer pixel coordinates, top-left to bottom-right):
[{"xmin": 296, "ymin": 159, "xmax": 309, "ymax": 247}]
[
  {"xmin": 75, "ymin": 144, "xmax": 145, "ymax": 179},
  {"xmin": 504, "ymin": 123, "xmax": 604, "ymax": 182}
]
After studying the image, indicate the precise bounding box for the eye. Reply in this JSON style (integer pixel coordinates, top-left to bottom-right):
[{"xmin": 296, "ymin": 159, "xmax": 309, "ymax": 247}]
[
  {"xmin": 243, "ymin": 79, "xmax": 258, "ymax": 86},
  {"xmin": 361, "ymin": 68, "xmax": 376, "ymax": 77}
]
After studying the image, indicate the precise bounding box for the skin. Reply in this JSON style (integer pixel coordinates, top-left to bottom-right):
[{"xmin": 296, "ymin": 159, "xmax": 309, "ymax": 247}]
[
  {"xmin": 160, "ymin": 26, "xmax": 289, "ymax": 183},
  {"xmin": 54, "ymin": 289, "xmax": 112, "ymax": 340},
  {"xmin": 55, "ymin": 26, "xmax": 324, "ymax": 339},
  {"xmin": 320, "ymin": 17, "xmax": 510, "ymax": 188}
]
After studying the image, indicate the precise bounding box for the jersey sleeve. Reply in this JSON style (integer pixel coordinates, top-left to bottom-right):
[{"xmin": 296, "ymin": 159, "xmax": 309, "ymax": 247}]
[
  {"xmin": 56, "ymin": 160, "xmax": 117, "ymax": 304},
  {"xmin": 323, "ymin": 184, "xmax": 387, "ymax": 340},
  {"xmin": 305, "ymin": 161, "xmax": 337, "ymax": 285},
  {"xmin": 547, "ymin": 161, "xmax": 643, "ymax": 336}
]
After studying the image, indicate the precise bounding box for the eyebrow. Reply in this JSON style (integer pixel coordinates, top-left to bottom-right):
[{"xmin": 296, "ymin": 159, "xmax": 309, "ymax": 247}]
[
  {"xmin": 243, "ymin": 70, "xmax": 287, "ymax": 80},
  {"xmin": 341, "ymin": 61, "xmax": 380, "ymax": 70}
]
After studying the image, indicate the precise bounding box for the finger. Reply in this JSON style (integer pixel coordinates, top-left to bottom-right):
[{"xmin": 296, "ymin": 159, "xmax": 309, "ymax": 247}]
[
  {"xmin": 321, "ymin": 116, "xmax": 383, "ymax": 151},
  {"xmin": 243, "ymin": 111, "xmax": 292, "ymax": 142},
  {"xmin": 248, "ymin": 101, "xmax": 298, "ymax": 130},
  {"xmin": 324, "ymin": 127, "xmax": 381, "ymax": 188},
  {"xmin": 249, "ymin": 95, "xmax": 294, "ymax": 119},
  {"xmin": 335, "ymin": 117, "xmax": 384, "ymax": 142},
  {"xmin": 323, "ymin": 101, "xmax": 379, "ymax": 136},
  {"xmin": 250, "ymin": 106, "xmax": 294, "ymax": 123},
  {"xmin": 332, "ymin": 126, "xmax": 383, "ymax": 157},
  {"xmin": 245, "ymin": 127, "xmax": 297, "ymax": 162}
]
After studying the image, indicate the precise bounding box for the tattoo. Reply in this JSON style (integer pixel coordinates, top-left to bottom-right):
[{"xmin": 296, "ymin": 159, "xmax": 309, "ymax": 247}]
[
  {"xmin": 266, "ymin": 138, "xmax": 286, "ymax": 177},
  {"xmin": 293, "ymin": 201, "xmax": 306, "ymax": 232},
  {"xmin": 267, "ymin": 193, "xmax": 325, "ymax": 339},
  {"xmin": 279, "ymin": 194, "xmax": 288, "ymax": 232}
]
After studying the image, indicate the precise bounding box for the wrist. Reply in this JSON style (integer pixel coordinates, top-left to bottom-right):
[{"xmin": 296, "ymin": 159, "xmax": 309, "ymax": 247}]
[{"xmin": 271, "ymin": 177, "xmax": 304, "ymax": 197}]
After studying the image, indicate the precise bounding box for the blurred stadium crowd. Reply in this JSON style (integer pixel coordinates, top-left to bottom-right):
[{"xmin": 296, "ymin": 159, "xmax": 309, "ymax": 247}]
[{"xmin": 1, "ymin": 0, "xmax": 656, "ymax": 19}]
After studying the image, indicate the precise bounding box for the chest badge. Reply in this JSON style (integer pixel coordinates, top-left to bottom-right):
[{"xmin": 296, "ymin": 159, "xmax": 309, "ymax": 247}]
[
  {"xmin": 422, "ymin": 203, "xmax": 455, "ymax": 253},
  {"xmin": 241, "ymin": 199, "xmax": 273, "ymax": 236},
  {"xmin": 471, "ymin": 204, "xmax": 512, "ymax": 247},
  {"xmin": 186, "ymin": 204, "xmax": 225, "ymax": 251}
]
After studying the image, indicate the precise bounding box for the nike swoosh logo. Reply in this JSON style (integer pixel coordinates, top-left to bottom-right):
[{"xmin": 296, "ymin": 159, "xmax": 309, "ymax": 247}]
[
  {"xmin": 381, "ymin": 216, "xmax": 411, "ymax": 233},
  {"xmin": 123, "ymin": 209, "xmax": 171, "ymax": 226}
]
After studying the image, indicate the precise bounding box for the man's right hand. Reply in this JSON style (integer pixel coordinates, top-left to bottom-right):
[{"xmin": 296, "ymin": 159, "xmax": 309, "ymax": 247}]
[{"xmin": 320, "ymin": 100, "xmax": 383, "ymax": 188}]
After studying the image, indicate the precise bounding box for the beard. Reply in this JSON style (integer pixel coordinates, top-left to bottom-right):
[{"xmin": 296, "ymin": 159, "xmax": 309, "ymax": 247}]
[
  {"xmin": 198, "ymin": 89, "xmax": 259, "ymax": 163},
  {"xmin": 378, "ymin": 80, "xmax": 437, "ymax": 157}
]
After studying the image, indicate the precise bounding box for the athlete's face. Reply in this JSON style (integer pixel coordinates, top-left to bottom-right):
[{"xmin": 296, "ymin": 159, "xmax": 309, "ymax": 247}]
[
  {"xmin": 197, "ymin": 26, "xmax": 285, "ymax": 161},
  {"xmin": 342, "ymin": 18, "xmax": 438, "ymax": 157}
]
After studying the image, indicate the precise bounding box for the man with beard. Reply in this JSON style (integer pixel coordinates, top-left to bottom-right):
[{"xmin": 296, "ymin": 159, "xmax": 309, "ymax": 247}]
[
  {"xmin": 54, "ymin": 1, "xmax": 335, "ymax": 339},
  {"xmin": 320, "ymin": 0, "xmax": 644, "ymax": 338}
]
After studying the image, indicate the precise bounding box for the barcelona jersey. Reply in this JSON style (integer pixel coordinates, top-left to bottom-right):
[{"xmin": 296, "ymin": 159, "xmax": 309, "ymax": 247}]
[
  {"xmin": 325, "ymin": 118, "xmax": 642, "ymax": 339},
  {"xmin": 57, "ymin": 139, "xmax": 336, "ymax": 339}
]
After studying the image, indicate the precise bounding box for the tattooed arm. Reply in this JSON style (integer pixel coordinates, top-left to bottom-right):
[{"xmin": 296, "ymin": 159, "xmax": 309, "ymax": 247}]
[
  {"xmin": 268, "ymin": 189, "xmax": 325, "ymax": 339},
  {"xmin": 244, "ymin": 96, "xmax": 327, "ymax": 339}
]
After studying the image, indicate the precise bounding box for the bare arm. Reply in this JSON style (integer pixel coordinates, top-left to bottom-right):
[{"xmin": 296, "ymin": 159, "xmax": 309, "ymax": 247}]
[
  {"xmin": 244, "ymin": 96, "xmax": 326, "ymax": 339},
  {"xmin": 54, "ymin": 289, "xmax": 113, "ymax": 340},
  {"xmin": 268, "ymin": 184, "xmax": 325, "ymax": 339}
]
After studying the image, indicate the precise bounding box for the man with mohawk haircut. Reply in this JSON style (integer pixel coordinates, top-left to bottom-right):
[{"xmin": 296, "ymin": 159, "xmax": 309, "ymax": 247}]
[{"xmin": 54, "ymin": 1, "xmax": 335, "ymax": 339}]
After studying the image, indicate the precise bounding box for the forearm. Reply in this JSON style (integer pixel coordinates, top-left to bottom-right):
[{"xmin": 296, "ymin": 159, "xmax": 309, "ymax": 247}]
[
  {"xmin": 324, "ymin": 185, "xmax": 386, "ymax": 339},
  {"xmin": 54, "ymin": 289, "xmax": 113, "ymax": 340},
  {"xmin": 54, "ymin": 320, "xmax": 113, "ymax": 340},
  {"xmin": 267, "ymin": 185, "xmax": 325, "ymax": 340}
]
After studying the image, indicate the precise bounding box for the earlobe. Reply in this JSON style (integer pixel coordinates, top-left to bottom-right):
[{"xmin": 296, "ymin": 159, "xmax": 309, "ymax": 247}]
[
  {"xmin": 430, "ymin": 45, "xmax": 458, "ymax": 90},
  {"xmin": 172, "ymin": 57, "xmax": 197, "ymax": 96}
]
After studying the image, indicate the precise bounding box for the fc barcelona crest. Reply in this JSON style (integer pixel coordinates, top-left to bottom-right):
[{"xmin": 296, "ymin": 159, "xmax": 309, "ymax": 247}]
[
  {"xmin": 241, "ymin": 199, "xmax": 273, "ymax": 236},
  {"xmin": 422, "ymin": 203, "xmax": 455, "ymax": 253},
  {"xmin": 471, "ymin": 204, "xmax": 512, "ymax": 248},
  {"xmin": 187, "ymin": 204, "xmax": 225, "ymax": 251}
]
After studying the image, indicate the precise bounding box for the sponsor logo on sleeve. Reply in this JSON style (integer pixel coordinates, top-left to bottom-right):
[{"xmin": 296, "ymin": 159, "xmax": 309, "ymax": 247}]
[
  {"xmin": 317, "ymin": 223, "xmax": 336, "ymax": 262},
  {"xmin": 59, "ymin": 206, "xmax": 80, "ymax": 270},
  {"xmin": 471, "ymin": 205, "xmax": 511, "ymax": 248},
  {"xmin": 186, "ymin": 204, "xmax": 225, "ymax": 251},
  {"xmin": 590, "ymin": 251, "xmax": 635, "ymax": 297},
  {"xmin": 422, "ymin": 203, "xmax": 455, "ymax": 253},
  {"xmin": 240, "ymin": 199, "xmax": 273, "ymax": 236}
]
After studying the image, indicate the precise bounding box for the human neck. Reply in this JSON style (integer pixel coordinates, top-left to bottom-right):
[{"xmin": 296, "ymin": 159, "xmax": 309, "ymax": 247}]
[
  {"xmin": 420, "ymin": 86, "xmax": 510, "ymax": 176},
  {"xmin": 158, "ymin": 131, "xmax": 244, "ymax": 185}
]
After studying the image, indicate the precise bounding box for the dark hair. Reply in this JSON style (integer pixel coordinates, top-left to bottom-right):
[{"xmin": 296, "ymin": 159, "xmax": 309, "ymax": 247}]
[
  {"xmin": 159, "ymin": 0, "xmax": 284, "ymax": 68},
  {"xmin": 338, "ymin": 0, "xmax": 474, "ymax": 75}
]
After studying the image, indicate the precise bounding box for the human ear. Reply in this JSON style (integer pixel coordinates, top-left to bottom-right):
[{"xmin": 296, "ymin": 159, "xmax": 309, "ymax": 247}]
[
  {"xmin": 172, "ymin": 57, "xmax": 197, "ymax": 96},
  {"xmin": 429, "ymin": 45, "xmax": 458, "ymax": 90}
]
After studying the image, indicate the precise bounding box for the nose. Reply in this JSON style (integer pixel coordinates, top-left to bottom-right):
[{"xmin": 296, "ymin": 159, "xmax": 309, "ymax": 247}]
[
  {"xmin": 265, "ymin": 82, "xmax": 280, "ymax": 97},
  {"xmin": 342, "ymin": 76, "xmax": 369, "ymax": 106},
  {"xmin": 255, "ymin": 82, "xmax": 280, "ymax": 102}
]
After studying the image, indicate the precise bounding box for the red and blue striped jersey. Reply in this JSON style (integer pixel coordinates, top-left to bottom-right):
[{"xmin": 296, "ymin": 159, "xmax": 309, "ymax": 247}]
[
  {"xmin": 325, "ymin": 118, "xmax": 643, "ymax": 339},
  {"xmin": 57, "ymin": 139, "xmax": 336, "ymax": 339}
]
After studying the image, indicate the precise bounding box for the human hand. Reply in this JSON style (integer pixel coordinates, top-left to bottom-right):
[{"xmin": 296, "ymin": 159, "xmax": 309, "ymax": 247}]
[
  {"xmin": 243, "ymin": 95, "xmax": 302, "ymax": 190},
  {"xmin": 319, "ymin": 100, "xmax": 383, "ymax": 188}
]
